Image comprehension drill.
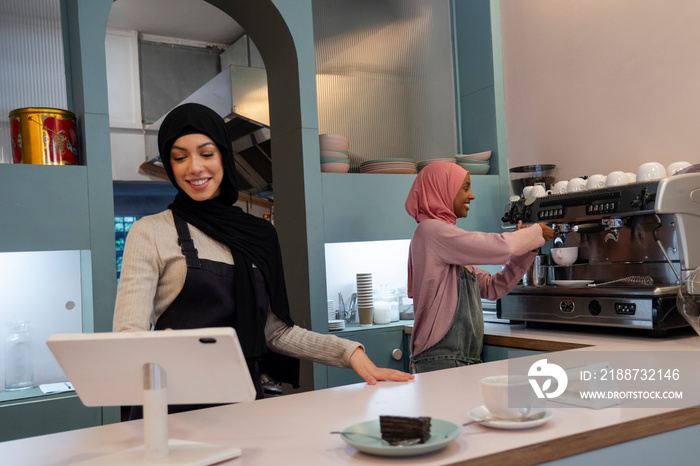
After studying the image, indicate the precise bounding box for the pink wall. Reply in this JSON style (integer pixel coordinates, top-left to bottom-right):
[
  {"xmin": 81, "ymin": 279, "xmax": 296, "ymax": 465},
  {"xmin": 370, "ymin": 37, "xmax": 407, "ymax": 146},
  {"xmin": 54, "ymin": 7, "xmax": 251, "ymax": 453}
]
[{"xmin": 500, "ymin": 0, "xmax": 700, "ymax": 182}]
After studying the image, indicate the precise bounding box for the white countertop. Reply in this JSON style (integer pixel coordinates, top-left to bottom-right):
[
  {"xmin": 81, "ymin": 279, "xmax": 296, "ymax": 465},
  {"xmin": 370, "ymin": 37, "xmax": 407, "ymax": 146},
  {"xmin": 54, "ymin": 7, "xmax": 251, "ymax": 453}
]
[{"xmin": 2, "ymin": 328, "xmax": 700, "ymax": 465}]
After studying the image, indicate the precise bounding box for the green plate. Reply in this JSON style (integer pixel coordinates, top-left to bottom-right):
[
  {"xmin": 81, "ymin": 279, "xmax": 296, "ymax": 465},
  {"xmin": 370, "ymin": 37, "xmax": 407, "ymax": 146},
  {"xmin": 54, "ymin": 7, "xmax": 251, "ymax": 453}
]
[
  {"xmin": 337, "ymin": 418, "xmax": 460, "ymax": 457},
  {"xmin": 458, "ymin": 164, "xmax": 489, "ymax": 175},
  {"xmin": 455, "ymin": 158, "xmax": 489, "ymax": 164},
  {"xmin": 360, "ymin": 158, "xmax": 415, "ymax": 165}
]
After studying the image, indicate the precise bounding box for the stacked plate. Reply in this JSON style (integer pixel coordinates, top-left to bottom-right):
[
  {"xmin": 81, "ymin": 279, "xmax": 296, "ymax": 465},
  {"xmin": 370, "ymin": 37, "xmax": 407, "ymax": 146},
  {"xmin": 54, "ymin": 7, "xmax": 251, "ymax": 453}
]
[
  {"xmin": 320, "ymin": 133, "xmax": 350, "ymax": 173},
  {"xmin": 328, "ymin": 319, "xmax": 345, "ymax": 331},
  {"xmin": 359, "ymin": 158, "xmax": 416, "ymax": 174},
  {"xmin": 356, "ymin": 273, "xmax": 374, "ymax": 326},
  {"xmin": 416, "ymin": 157, "xmax": 456, "ymax": 172},
  {"xmin": 327, "ymin": 300, "xmax": 336, "ymax": 321},
  {"xmin": 456, "ymin": 151, "xmax": 492, "ymax": 175}
]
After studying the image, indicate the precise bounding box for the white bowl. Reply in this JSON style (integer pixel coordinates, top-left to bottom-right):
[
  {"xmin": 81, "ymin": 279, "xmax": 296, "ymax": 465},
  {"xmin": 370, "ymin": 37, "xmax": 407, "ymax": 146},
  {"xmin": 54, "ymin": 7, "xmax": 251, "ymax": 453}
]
[
  {"xmin": 551, "ymin": 247, "xmax": 578, "ymax": 266},
  {"xmin": 637, "ymin": 162, "xmax": 667, "ymax": 181},
  {"xmin": 456, "ymin": 151, "xmax": 492, "ymax": 161},
  {"xmin": 321, "ymin": 162, "xmax": 350, "ymax": 173}
]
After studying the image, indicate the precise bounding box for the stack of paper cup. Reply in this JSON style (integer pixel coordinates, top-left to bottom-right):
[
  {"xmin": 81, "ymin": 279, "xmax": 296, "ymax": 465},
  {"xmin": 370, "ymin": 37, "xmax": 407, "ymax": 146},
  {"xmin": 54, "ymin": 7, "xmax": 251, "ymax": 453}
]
[
  {"xmin": 327, "ymin": 300, "xmax": 336, "ymax": 321},
  {"xmin": 356, "ymin": 273, "xmax": 374, "ymax": 327}
]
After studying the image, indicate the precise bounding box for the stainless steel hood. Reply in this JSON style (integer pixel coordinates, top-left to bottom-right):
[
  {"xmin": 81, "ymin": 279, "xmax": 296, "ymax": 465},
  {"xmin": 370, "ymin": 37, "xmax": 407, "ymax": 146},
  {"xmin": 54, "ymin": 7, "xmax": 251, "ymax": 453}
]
[{"xmin": 145, "ymin": 63, "xmax": 273, "ymax": 201}]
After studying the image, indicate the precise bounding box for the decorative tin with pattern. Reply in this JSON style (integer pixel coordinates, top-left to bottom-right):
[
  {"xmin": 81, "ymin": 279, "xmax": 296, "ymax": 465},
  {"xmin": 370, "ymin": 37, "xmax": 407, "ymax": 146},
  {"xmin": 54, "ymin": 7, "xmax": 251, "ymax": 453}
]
[{"xmin": 9, "ymin": 107, "xmax": 79, "ymax": 165}]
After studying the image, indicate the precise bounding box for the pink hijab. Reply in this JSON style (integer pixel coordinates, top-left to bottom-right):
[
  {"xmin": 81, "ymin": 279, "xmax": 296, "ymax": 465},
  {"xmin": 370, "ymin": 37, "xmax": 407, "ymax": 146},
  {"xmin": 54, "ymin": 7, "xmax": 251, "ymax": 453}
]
[
  {"xmin": 405, "ymin": 162, "xmax": 469, "ymax": 225},
  {"xmin": 405, "ymin": 162, "xmax": 469, "ymax": 295}
]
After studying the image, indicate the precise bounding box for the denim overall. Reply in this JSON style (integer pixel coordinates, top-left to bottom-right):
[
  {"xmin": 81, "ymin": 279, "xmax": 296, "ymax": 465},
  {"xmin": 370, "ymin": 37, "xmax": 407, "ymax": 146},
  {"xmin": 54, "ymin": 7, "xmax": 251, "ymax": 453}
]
[
  {"xmin": 410, "ymin": 266, "xmax": 484, "ymax": 373},
  {"xmin": 129, "ymin": 214, "xmax": 265, "ymax": 420}
]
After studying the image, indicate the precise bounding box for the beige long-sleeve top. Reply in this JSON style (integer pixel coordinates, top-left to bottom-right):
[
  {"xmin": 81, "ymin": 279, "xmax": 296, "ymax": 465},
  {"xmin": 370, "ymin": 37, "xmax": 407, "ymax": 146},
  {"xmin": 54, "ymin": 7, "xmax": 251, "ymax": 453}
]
[{"xmin": 113, "ymin": 210, "xmax": 360, "ymax": 369}]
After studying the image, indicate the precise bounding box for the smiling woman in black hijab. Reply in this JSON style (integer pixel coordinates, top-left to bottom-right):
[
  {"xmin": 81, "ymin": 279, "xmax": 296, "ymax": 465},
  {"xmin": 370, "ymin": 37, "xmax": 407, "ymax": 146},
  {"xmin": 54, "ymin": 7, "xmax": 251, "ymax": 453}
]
[
  {"xmin": 158, "ymin": 103, "xmax": 292, "ymax": 365},
  {"xmin": 113, "ymin": 103, "xmax": 413, "ymax": 410}
]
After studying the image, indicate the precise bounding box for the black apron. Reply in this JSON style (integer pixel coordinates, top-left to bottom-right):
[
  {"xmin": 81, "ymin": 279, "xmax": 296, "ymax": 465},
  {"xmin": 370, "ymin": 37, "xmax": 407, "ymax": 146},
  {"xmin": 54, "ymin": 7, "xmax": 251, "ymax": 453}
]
[{"xmin": 129, "ymin": 214, "xmax": 265, "ymax": 420}]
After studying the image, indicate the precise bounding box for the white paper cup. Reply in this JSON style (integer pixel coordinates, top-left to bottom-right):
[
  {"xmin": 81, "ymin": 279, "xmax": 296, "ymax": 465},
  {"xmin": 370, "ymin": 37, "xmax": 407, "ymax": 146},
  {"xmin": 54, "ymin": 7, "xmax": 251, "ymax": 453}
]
[{"xmin": 480, "ymin": 375, "xmax": 532, "ymax": 420}]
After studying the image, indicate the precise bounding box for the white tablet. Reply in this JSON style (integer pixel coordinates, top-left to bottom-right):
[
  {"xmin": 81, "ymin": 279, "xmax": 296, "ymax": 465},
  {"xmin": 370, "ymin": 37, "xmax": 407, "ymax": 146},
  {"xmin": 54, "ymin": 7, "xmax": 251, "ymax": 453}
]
[{"xmin": 47, "ymin": 327, "xmax": 256, "ymax": 406}]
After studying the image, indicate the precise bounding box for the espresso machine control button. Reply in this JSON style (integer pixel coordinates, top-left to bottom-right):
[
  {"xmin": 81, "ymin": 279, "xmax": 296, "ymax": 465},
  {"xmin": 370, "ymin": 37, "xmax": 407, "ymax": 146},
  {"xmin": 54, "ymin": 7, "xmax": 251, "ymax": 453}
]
[
  {"xmin": 588, "ymin": 300, "xmax": 602, "ymax": 316},
  {"xmin": 559, "ymin": 300, "xmax": 575, "ymax": 313},
  {"xmin": 615, "ymin": 303, "xmax": 636, "ymax": 315}
]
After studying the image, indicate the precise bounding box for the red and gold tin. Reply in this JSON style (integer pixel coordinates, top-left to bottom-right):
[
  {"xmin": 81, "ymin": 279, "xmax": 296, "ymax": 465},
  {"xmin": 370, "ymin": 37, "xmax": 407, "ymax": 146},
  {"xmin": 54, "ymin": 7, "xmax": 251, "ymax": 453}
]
[{"xmin": 9, "ymin": 107, "xmax": 79, "ymax": 165}]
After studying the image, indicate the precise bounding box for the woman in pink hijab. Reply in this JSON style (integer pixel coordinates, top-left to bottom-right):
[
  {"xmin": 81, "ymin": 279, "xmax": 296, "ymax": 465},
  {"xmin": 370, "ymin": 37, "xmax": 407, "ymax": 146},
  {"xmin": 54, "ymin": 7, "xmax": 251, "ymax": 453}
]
[{"xmin": 405, "ymin": 162, "xmax": 554, "ymax": 373}]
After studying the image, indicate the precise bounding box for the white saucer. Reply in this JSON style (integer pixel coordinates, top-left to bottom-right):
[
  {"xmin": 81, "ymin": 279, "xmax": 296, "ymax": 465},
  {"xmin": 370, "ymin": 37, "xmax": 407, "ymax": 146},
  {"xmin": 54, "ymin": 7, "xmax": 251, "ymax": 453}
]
[
  {"xmin": 550, "ymin": 279, "xmax": 594, "ymax": 287},
  {"xmin": 466, "ymin": 406, "xmax": 552, "ymax": 430}
]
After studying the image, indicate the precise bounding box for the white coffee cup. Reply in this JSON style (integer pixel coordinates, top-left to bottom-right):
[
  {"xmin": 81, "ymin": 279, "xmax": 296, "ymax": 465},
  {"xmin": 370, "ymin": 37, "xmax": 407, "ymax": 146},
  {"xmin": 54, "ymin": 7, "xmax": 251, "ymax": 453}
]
[
  {"xmin": 522, "ymin": 186, "xmax": 534, "ymax": 198},
  {"xmin": 605, "ymin": 171, "xmax": 628, "ymax": 187},
  {"xmin": 585, "ymin": 174, "xmax": 606, "ymax": 190},
  {"xmin": 552, "ymin": 180, "xmax": 568, "ymax": 194},
  {"xmin": 667, "ymin": 161, "xmax": 691, "ymax": 176},
  {"xmin": 567, "ymin": 177, "xmax": 586, "ymax": 192},
  {"xmin": 480, "ymin": 375, "xmax": 532, "ymax": 420},
  {"xmin": 530, "ymin": 185, "xmax": 547, "ymax": 198},
  {"xmin": 637, "ymin": 162, "xmax": 667, "ymax": 181},
  {"xmin": 626, "ymin": 172, "xmax": 637, "ymax": 183}
]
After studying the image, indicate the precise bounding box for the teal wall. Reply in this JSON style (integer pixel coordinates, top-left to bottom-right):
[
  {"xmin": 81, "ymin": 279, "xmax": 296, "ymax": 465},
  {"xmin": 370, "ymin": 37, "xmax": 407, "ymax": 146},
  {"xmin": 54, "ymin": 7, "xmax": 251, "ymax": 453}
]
[{"xmin": 452, "ymin": 0, "xmax": 510, "ymax": 234}]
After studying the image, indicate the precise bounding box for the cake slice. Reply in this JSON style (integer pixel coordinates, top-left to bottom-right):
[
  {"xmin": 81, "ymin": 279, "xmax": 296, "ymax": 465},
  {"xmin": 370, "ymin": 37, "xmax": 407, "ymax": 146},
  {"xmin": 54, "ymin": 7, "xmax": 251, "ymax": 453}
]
[{"xmin": 379, "ymin": 415, "xmax": 431, "ymax": 444}]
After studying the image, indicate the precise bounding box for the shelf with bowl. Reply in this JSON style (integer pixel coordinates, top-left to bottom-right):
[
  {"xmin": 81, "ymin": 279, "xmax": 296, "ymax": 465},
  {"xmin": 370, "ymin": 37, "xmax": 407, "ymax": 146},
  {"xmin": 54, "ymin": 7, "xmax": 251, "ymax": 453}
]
[
  {"xmin": 359, "ymin": 158, "xmax": 416, "ymax": 174},
  {"xmin": 456, "ymin": 150, "xmax": 492, "ymax": 175}
]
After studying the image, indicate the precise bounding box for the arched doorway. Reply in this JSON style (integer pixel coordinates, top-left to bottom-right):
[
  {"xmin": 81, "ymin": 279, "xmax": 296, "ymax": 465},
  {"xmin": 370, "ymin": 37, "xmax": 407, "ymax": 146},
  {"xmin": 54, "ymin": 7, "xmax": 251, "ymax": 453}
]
[{"xmin": 101, "ymin": 0, "xmax": 324, "ymax": 392}]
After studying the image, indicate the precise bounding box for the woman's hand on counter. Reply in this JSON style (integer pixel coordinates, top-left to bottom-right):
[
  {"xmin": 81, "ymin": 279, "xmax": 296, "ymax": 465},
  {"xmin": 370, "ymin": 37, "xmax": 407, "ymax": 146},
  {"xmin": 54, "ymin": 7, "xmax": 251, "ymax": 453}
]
[{"xmin": 349, "ymin": 347, "xmax": 415, "ymax": 385}]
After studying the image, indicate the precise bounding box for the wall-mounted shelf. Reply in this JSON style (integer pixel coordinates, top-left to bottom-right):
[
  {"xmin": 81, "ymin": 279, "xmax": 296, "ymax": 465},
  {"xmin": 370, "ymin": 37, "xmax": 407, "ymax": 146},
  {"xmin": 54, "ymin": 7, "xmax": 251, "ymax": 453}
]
[
  {"xmin": 321, "ymin": 173, "xmax": 503, "ymax": 243},
  {"xmin": 0, "ymin": 164, "xmax": 90, "ymax": 252}
]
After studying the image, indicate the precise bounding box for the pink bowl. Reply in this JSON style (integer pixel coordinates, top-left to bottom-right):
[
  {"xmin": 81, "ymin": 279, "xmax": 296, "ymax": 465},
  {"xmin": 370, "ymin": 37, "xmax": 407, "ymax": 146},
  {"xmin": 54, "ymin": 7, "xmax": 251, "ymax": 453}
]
[
  {"xmin": 319, "ymin": 133, "xmax": 350, "ymax": 151},
  {"xmin": 321, "ymin": 162, "xmax": 350, "ymax": 173}
]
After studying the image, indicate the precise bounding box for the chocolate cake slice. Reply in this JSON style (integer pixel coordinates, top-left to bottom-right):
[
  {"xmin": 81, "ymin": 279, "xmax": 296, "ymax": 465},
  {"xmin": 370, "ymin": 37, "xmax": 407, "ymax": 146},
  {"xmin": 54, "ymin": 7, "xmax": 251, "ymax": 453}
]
[{"xmin": 379, "ymin": 415, "xmax": 431, "ymax": 444}]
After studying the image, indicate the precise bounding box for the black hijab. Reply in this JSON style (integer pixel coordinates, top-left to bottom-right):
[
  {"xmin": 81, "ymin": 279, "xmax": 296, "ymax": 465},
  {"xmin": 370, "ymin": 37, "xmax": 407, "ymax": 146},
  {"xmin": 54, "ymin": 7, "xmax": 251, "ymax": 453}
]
[{"xmin": 158, "ymin": 103, "xmax": 295, "ymax": 363}]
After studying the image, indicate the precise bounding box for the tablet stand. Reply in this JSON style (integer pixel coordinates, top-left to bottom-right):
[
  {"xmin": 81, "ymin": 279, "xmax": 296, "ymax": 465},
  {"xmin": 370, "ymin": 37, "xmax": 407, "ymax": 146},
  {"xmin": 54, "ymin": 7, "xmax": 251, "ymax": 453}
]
[
  {"xmin": 46, "ymin": 328, "xmax": 255, "ymax": 466},
  {"xmin": 72, "ymin": 362, "xmax": 241, "ymax": 466}
]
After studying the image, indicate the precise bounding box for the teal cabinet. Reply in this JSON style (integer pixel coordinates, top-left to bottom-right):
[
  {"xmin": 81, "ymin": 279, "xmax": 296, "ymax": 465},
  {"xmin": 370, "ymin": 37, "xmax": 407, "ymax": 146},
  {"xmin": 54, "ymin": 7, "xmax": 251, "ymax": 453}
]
[
  {"xmin": 326, "ymin": 325, "xmax": 408, "ymax": 388},
  {"xmin": 0, "ymin": 0, "xmax": 118, "ymax": 441},
  {"xmin": 0, "ymin": 391, "xmax": 109, "ymax": 442},
  {"xmin": 482, "ymin": 345, "xmax": 545, "ymax": 363}
]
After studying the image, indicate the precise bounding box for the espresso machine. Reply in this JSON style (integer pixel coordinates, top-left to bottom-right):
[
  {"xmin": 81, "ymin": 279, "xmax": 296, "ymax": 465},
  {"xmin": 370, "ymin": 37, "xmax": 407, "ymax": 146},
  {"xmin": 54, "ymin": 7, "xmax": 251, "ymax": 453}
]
[{"xmin": 499, "ymin": 173, "xmax": 700, "ymax": 336}]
